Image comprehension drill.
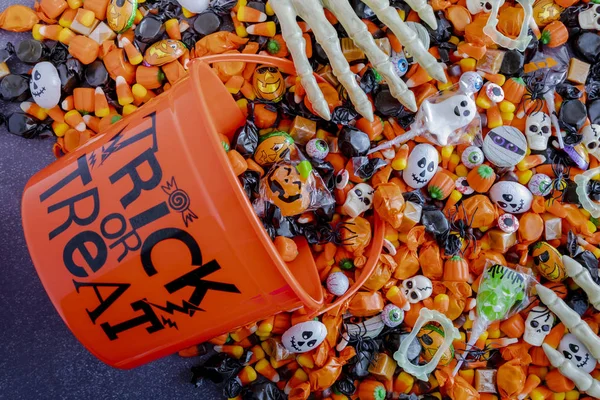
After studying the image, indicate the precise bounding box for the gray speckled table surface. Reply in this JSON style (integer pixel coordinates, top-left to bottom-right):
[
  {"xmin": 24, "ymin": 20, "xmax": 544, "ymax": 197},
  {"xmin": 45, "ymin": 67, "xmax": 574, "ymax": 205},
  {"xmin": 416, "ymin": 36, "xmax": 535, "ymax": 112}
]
[{"xmin": 0, "ymin": 1, "xmax": 221, "ymax": 398}]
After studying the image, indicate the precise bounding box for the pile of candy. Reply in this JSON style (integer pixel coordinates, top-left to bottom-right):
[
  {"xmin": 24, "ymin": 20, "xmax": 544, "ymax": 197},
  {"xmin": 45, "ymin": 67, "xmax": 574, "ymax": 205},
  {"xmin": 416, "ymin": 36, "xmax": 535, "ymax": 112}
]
[{"xmin": 5, "ymin": 0, "xmax": 600, "ymax": 398}]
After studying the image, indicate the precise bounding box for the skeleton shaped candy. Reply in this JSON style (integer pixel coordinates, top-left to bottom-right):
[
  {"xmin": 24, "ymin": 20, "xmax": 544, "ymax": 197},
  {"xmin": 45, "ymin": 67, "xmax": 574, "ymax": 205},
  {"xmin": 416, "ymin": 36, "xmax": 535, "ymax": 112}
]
[
  {"xmin": 559, "ymin": 333, "xmax": 597, "ymax": 374},
  {"xmin": 270, "ymin": 0, "xmax": 447, "ymax": 121},
  {"xmin": 466, "ymin": 0, "xmax": 505, "ymax": 14},
  {"xmin": 282, "ymin": 320, "xmax": 327, "ymax": 353},
  {"xmin": 403, "ymin": 144, "xmax": 439, "ymax": 189},
  {"xmin": 526, "ymin": 112, "xmax": 552, "ymax": 151},
  {"xmin": 403, "ymin": 275, "xmax": 433, "ymax": 304},
  {"xmin": 524, "ymin": 306, "xmax": 555, "ymax": 346},
  {"xmin": 581, "ymin": 124, "xmax": 600, "ymax": 160},
  {"xmin": 579, "ymin": 4, "xmax": 600, "ymax": 30},
  {"xmin": 343, "ymin": 183, "xmax": 374, "ymax": 218},
  {"xmin": 30, "ymin": 62, "xmax": 61, "ymax": 109}
]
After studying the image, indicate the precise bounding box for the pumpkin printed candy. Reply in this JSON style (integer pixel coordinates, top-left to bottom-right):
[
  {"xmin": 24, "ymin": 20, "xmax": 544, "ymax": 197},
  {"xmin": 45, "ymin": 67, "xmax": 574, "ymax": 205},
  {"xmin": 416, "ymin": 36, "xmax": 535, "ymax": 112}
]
[
  {"xmin": 261, "ymin": 162, "xmax": 312, "ymax": 217},
  {"xmin": 531, "ymin": 241, "xmax": 566, "ymax": 282},
  {"xmin": 253, "ymin": 65, "xmax": 285, "ymax": 101},
  {"xmin": 254, "ymin": 131, "xmax": 295, "ymax": 166},
  {"xmin": 107, "ymin": 0, "xmax": 137, "ymax": 33},
  {"xmin": 143, "ymin": 40, "xmax": 186, "ymax": 66}
]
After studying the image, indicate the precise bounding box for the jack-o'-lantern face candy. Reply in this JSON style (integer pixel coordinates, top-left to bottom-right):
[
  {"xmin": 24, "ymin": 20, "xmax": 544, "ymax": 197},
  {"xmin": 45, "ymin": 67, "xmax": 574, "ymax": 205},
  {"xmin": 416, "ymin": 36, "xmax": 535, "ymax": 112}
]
[
  {"xmin": 531, "ymin": 241, "xmax": 566, "ymax": 282},
  {"xmin": 107, "ymin": 0, "xmax": 137, "ymax": 33},
  {"xmin": 254, "ymin": 131, "xmax": 295, "ymax": 166},
  {"xmin": 253, "ymin": 66, "xmax": 285, "ymax": 101},
  {"xmin": 144, "ymin": 39, "xmax": 186, "ymax": 66},
  {"xmin": 417, "ymin": 324, "xmax": 454, "ymax": 365},
  {"xmin": 264, "ymin": 163, "xmax": 311, "ymax": 216}
]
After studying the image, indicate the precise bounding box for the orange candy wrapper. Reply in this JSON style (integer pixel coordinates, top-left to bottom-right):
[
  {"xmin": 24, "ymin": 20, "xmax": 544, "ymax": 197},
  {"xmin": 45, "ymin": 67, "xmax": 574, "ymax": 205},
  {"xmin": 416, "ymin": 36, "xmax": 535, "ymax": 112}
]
[{"xmin": 0, "ymin": 5, "xmax": 39, "ymax": 31}]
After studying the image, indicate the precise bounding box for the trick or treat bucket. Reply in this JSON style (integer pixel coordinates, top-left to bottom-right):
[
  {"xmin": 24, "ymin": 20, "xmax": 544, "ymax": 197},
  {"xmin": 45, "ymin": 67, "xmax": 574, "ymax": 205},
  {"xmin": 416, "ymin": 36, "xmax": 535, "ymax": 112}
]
[{"xmin": 21, "ymin": 54, "xmax": 384, "ymax": 369}]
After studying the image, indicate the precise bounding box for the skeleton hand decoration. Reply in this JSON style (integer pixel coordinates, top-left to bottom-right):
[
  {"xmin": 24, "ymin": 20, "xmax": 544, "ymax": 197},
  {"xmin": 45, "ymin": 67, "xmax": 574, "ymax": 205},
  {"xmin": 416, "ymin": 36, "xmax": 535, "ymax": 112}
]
[
  {"xmin": 543, "ymin": 343, "xmax": 600, "ymax": 398},
  {"xmin": 563, "ymin": 255, "xmax": 600, "ymax": 311},
  {"xmin": 270, "ymin": 0, "xmax": 447, "ymax": 121}
]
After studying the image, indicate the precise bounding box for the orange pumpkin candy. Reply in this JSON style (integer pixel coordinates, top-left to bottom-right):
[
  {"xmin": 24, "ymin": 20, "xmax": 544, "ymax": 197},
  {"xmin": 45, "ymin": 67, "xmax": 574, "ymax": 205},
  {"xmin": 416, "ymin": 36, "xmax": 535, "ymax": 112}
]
[
  {"xmin": 144, "ymin": 39, "xmax": 186, "ymax": 66},
  {"xmin": 264, "ymin": 163, "xmax": 312, "ymax": 216},
  {"xmin": 498, "ymin": 6, "xmax": 525, "ymax": 39}
]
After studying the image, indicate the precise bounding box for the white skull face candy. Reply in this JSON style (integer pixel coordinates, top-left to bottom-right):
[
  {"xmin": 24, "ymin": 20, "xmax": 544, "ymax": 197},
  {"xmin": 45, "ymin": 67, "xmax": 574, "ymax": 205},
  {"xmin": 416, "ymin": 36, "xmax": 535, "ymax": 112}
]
[
  {"xmin": 490, "ymin": 181, "xmax": 533, "ymax": 214},
  {"xmin": 578, "ymin": 4, "xmax": 600, "ymax": 30},
  {"xmin": 581, "ymin": 124, "xmax": 600, "ymax": 160},
  {"xmin": 524, "ymin": 306, "xmax": 555, "ymax": 346},
  {"xmin": 420, "ymin": 94, "xmax": 477, "ymax": 146},
  {"xmin": 559, "ymin": 333, "xmax": 597, "ymax": 374},
  {"xmin": 403, "ymin": 144, "xmax": 439, "ymax": 189},
  {"xmin": 29, "ymin": 61, "xmax": 61, "ymax": 109},
  {"xmin": 526, "ymin": 112, "xmax": 552, "ymax": 151},
  {"xmin": 282, "ymin": 320, "xmax": 327, "ymax": 353},
  {"xmin": 466, "ymin": 0, "xmax": 505, "ymax": 14},
  {"xmin": 402, "ymin": 275, "xmax": 433, "ymax": 304},
  {"xmin": 342, "ymin": 183, "xmax": 374, "ymax": 218},
  {"xmin": 482, "ymin": 126, "xmax": 527, "ymax": 167}
]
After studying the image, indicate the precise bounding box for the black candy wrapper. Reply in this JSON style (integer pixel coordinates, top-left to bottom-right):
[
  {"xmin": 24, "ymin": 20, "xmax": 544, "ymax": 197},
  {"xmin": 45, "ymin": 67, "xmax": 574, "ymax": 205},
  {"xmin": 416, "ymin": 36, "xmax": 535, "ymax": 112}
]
[{"xmin": 232, "ymin": 120, "xmax": 259, "ymax": 158}]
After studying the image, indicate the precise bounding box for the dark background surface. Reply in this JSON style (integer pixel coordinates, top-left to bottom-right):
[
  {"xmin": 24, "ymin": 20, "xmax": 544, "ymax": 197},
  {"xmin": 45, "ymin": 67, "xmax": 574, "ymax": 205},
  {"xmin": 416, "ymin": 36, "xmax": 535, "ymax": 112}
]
[{"xmin": 0, "ymin": 1, "xmax": 221, "ymax": 398}]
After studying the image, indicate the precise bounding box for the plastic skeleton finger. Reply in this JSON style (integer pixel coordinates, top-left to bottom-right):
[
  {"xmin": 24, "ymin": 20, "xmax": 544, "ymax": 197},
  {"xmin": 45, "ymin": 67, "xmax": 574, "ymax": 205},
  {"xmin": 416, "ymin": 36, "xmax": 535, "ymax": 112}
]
[
  {"xmin": 293, "ymin": 0, "xmax": 374, "ymax": 121},
  {"xmin": 536, "ymin": 284, "xmax": 600, "ymax": 360},
  {"xmin": 483, "ymin": 0, "xmax": 533, "ymax": 52},
  {"xmin": 543, "ymin": 344, "xmax": 600, "ymax": 398},
  {"xmin": 403, "ymin": 0, "xmax": 437, "ymax": 30},
  {"xmin": 393, "ymin": 308, "xmax": 460, "ymax": 381},
  {"xmin": 323, "ymin": 0, "xmax": 417, "ymax": 112},
  {"xmin": 563, "ymin": 255, "xmax": 600, "ymax": 311},
  {"xmin": 544, "ymin": 91, "xmax": 565, "ymax": 149},
  {"xmin": 270, "ymin": 0, "xmax": 332, "ymax": 121},
  {"xmin": 363, "ymin": 0, "xmax": 447, "ymax": 84},
  {"xmin": 575, "ymin": 166, "xmax": 600, "ymax": 218}
]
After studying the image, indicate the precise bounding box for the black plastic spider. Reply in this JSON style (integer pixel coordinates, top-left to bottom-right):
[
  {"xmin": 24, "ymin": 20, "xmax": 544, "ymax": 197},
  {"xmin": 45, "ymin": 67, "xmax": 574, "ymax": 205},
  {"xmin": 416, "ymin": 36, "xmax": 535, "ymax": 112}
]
[
  {"xmin": 444, "ymin": 203, "xmax": 478, "ymax": 256},
  {"xmin": 546, "ymin": 158, "xmax": 571, "ymax": 205},
  {"xmin": 457, "ymin": 342, "xmax": 499, "ymax": 366},
  {"xmin": 522, "ymin": 71, "xmax": 553, "ymax": 115}
]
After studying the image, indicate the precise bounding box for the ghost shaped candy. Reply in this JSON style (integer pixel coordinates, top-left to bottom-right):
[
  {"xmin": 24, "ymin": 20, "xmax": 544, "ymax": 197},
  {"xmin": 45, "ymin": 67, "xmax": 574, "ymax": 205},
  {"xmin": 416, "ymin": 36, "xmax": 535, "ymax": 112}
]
[
  {"xmin": 282, "ymin": 320, "xmax": 327, "ymax": 353},
  {"xmin": 581, "ymin": 124, "xmax": 600, "ymax": 160},
  {"xmin": 30, "ymin": 62, "xmax": 61, "ymax": 109},
  {"xmin": 403, "ymin": 144, "xmax": 439, "ymax": 189},
  {"xmin": 420, "ymin": 94, "xmax": 477, "ymax": 146},
  {"xmin": 483, "ymin": 126, "xmax": 527, "ymax": 167},
  {"xmin": 490, "ymin": 181, "xmax": 533, "ymax": 214},
  {"xmin": 558, "ymin": 333, "xmax": 597, "ymax": 374},
  {"xmin": 526, "ymin": 112, "xmax": 552, "ymax": 151},
  {"xmin": 524, "ymin": 306, "xmax": 555, "ymax": 346}
]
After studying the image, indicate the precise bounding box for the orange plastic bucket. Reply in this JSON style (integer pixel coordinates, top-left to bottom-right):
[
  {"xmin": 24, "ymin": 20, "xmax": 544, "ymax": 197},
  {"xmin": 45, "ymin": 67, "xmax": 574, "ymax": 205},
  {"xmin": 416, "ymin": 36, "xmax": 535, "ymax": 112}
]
[{"xmin": 21, "ymin": 54, "xmax": 383, "ymax": 368}]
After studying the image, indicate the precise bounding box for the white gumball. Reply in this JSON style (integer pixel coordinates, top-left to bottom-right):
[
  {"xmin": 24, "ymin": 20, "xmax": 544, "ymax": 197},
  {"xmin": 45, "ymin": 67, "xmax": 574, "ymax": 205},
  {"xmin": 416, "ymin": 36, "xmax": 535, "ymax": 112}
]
[
  {"xmin": 177, "ymin": 0, "xmax": 210, "ymax": 13},
  {"xmin": 282, "ymin": 321, "xmax": 327, "ymax": 353},
  {"xmin": 490, "ymin": 181, "xmax": 533, "ymax": 214},
  {"xmin": 403, "ymin": 144, "xmax": 439, "ymax": 189},
  {"xmin": 327, "ymin": 272, "xmax": 349, "ymax": 296},
  {"xmin": 30, "ymin": 62, "xmax": 61, "ymax": 109}
]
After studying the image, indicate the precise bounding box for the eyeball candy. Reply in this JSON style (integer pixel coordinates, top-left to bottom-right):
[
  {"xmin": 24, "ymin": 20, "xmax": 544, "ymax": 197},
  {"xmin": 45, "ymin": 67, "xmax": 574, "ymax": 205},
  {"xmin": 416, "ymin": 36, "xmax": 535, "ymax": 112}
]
[
  {"xmin": 306, "ymin": 138, "xmax": 329, "ymax": 160},
  {"xmin": 483, "ymin": 126, "xmax": 527, "ymax": 168},
  {"xmin": 282, "ymin": 321, "xmax": 327, "ymax": 353},
  {"xmin": 335, "ymin": 169, "xmax": 349, "ymax": 189},
  {"xmin": 459, "ymin": 71, "xmax": 484, "ymax": 93},
  {"xmin": 490, "ymin": 181, "xmax": 533, "ymax": 214},
  {"xmin": 403, "ymin": 143, "xmax": 439, "ymax": 189},
  {"xmin": 498, "ymin": 213, "xmax": 519, "ymax": 233},
  {"xmin": 326, "ymin": 272, "xmax": 350, "ymax": 296},
  {"xmin": 461, "ymin": 146, "xmax": 485, "ymax": 168},
  {"xmin": 485, "ymin": 82, "xmax": 504, "ymax": 103},
  {"xmin": 390, "ymin": 50, "xmax": 409, "ymax": 77},
  {"xmin": 528, "ymin": 173, "xmax": 552, "ymax": 196},
  {"xmin": 30, "ymin": 62, "xmax": 61, "ymax": 109},
  {"xmin": 455, "ymin": 177, "xmax": 474, "ymax": 195},
  {"xmin": 382, "ymin": 304, "xmax": 404, "ymax": 327}
]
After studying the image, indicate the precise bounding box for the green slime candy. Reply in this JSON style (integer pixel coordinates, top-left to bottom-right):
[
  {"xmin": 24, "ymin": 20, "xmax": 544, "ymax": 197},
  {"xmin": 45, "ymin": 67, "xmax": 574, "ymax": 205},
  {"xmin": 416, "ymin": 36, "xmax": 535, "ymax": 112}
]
[{"xmin": 476, "ymin": 264, "xmax": 526, "ymax": 322}]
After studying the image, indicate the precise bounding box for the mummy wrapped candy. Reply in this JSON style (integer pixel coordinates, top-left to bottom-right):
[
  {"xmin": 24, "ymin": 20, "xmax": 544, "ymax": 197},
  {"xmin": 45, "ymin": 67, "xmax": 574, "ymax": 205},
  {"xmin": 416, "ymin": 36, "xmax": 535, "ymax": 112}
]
[
  {"xmin": 559, "ymin": 334, "xmax": 597, "ymax": 374},
  {"xmin": 578, "ymin": 4, "xmax": 600, "ymax": 30},
  {"xmin": 482, "ymin": 126, "xmax": 527, "ymax": 168},
  {"xmin": 327, "ymin": 271, "xmax": 350, "ymax": 296},
  {"xmin": 270, "ymin": 0, "xmax": 448, "ymax": 120},
  {"xmin": 282, "ymin": 320, "xmax": 327, "ymax": 353},
  {"xmin": 526, "ymin": 112, "xmax": 552, "ymax": 151},
  {"xmin": 403, "ymin": 275, "xmax": 433, "ymax": 304},
  {"xmin": 382, "ymin": 304, "xmax": 404, "ymax": 327},
  {"xmin": 490, "ymin": 181, "xmax": 533, "ymax": 214},
  {"xmin": 342, "ymin": 183, "xmax": 374, "ymax": 218},
  {"xmin": 524, "ymin": 306, "xmax": 555, "ymax": 346},
  {"xmin": 581, "ymin": 124, "xmax": 600, "ymax": 161},
  {"xmin": 419, "ymin": 94, "xmax": 477, "ymax": 146},
  {"xmin": 528, "ymin": 173, "xmax": 552, "ymax": 196},
  {"xmin": 402, "ymin": 144, "xmax": 439, "ymax": 189},
  {"xmin": 461, "ymin": 146, "xmax": 485, "ymax": 168},
  {"xmin": 177, "ymin": 0, "xmax": 210, "ymax": 13},
  {"xmin": 29, "ymin": 62, "xmax": 61, "ymax": 109}
]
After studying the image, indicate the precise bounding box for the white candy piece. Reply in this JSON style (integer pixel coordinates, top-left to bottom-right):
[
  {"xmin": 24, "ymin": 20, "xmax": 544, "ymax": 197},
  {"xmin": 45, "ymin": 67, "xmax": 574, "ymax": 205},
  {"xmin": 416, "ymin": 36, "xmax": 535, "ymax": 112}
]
[
  {"xmin": 563, "ymin": 255, "xmax": 600, "ymax": 311},
  {"xmin": 466, "ymin": 0, "xmax": 505, "ymax": 14},
  {"xmin": 483, "ymin": 0, "xmax": 533, "ymax": 51},
  {"xmin": 402, "ymin": 275, "xmax": 433, "ymax": 304},
  {"xmin": 177, "ymin": 0, "xmax": 210, "ymax": 13},
  {"xmin": 282, "ymin": 320, "xmax": 327, "ymax": 353},
  {"xmin": 420, "ymin": 94, "xmax": 477, "ymax": 146},
  {"xmin": 30, "ymin": 62, "xmax": 61, "ymax": 109},
  {"xmin": 523, "ymin": 306, "xmax": 554, "ymax": 346},
  {"xmin": 483, "ymin": 126, "xmax": 527, "ymax": 167},
  {"xmin": 342, "ymin": 183, "xmax": 374, "ymax": 218},
  {"xmin": 402, "ymin": 144, "xmax": 439, "ymax": 189},
  {"xmin": 525, "ymin": 111, "xmax": 552, "ymax": 151},
  {"xmin": 543, "ymin": 343, "xmax": 600, "ymax": 398},
  {"xmin": 578, "ymin": 4, "xmax": 600, "ymax": 31},
  {"xmin": 581, "ymin": 124, "xmax": 600, "ymax": 161},
  {"xmin": 575, "ymin": 166, "xmax": 600, "ymax": 218},
  {"xmin": 559, "ymin": 333, "xmax": 597, "ymax": 374},
  {"xmin": 490, "ymin": 181, "xmax": 533, "ymax": 214},
  {"xmin": 327, "ymin": 271, "xmax": 350, "ymax": 296}
]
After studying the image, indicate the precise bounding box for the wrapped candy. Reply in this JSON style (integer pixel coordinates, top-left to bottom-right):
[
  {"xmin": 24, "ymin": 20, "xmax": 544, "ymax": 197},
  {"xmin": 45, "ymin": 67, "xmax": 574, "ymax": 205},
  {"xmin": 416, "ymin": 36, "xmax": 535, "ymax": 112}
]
[{"xmin": 373, "ymin": 182, "xmax": 405, "ymax": 228}]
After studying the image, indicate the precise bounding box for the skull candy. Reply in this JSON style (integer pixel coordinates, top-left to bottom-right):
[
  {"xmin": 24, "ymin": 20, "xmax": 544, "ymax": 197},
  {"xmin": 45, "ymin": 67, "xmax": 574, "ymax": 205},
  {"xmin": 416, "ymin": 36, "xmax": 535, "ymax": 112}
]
[
  {"xmin": 581, "ymin": 124, "xmax": 600, "ymax": 160},
  {"xmin": 526, "ymin": 112, "xmax": 551, "ymax": 151},
  {"xmin": 558, "ymin": 333, "xmax": 597, "ymax": 373},
  {"xmin": 282, "ymin": 320, "xmax": 327, "ymax": 353},
  {"xmin": 342, "ymin": 183, "xmax": 374, "ymax": 218},
  {"xmin": 403, "ymin": 275, "xmax": 433, "ymax": 304},
  {"xmin": 524, "ymin": 306, "xmax": 555, "ymax": 346},
  {"xmin": 579, "ymin": 4, "xmax": 600, "ymax": 30}
]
